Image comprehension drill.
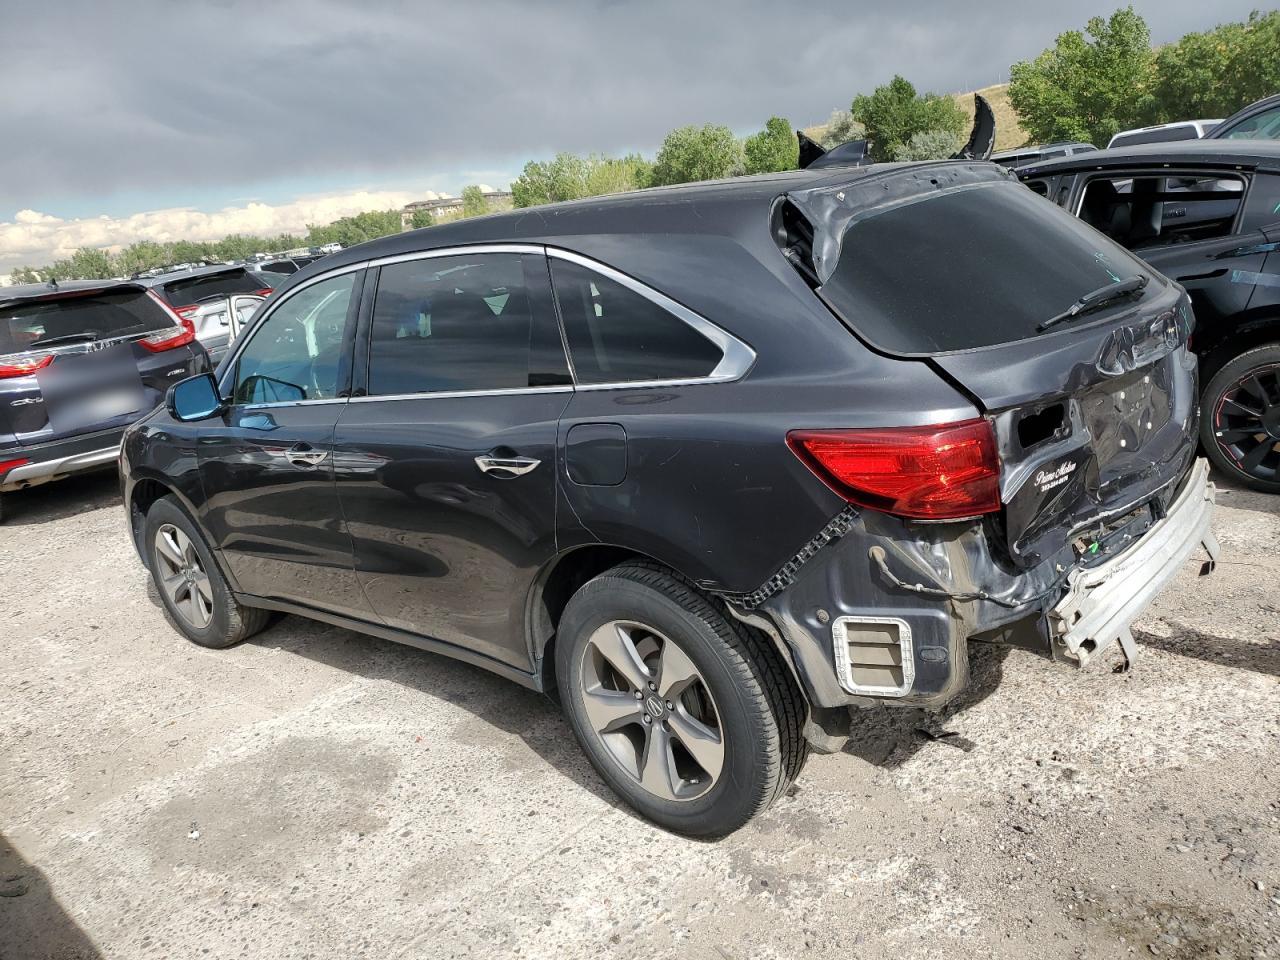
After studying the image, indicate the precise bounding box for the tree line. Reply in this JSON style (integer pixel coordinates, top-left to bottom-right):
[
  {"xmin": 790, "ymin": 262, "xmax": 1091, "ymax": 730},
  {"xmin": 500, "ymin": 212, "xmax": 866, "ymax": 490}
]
[{"xmin": 11, "ymin": 7, "xmax": 1278, "ymax": 283}]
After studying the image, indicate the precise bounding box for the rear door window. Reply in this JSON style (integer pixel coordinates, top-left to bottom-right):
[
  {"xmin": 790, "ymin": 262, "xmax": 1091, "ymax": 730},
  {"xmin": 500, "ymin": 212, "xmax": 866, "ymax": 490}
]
[
  {"xmin": 1078, "ymin": 173, "xmax": 1244, "ymax": 248},
  {"xmin": 814, "ymin": 179, "xmax": 1156, "ymax": 355},
  {"xmin": 0, "ymin": 290, "xmax": 171, "ymax": 353},
  {"xmin": 550, "ymin": 259, "xmax": 723, "ymax": 384},
  {"xmin": 366, "ymin": 253, "xmax": 570, "ymax": 395},
  {"xmin": 1220, "ymin": 105, "xmax": 1280, "ymax": 140}
]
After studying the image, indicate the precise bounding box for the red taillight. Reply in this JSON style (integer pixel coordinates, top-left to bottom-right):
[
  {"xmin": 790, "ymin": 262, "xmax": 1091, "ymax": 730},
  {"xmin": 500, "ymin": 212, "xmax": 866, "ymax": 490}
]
[
  {"xmin": 140, "ymin": 291, "xmax": 197, "ymax": 352},
  {"xmin": 788, "ymin": 419, "xmax": 1002, "ymax": 520},
  {"xmin": 138, "ymin": 319, "xmax": 196, "ymax": 353},
  {"xmin": 0, "ymin": 456, "xmax": 30, "ymax": 476},
  {"xmin": 252, "ymin": 287, "xmax": 273, "ymax": 298},
  {"xmin": 0, "ymin": 353, "xmax": 54, "ymax": 379}
]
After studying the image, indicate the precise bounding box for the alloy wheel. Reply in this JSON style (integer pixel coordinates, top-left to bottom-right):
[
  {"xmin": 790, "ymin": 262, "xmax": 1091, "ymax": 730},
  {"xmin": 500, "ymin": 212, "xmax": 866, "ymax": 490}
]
[
  {"xmin": 577, "ymin": 619, "xmax": 724, "ymax": 802},
  {"xmin": 1213, "ymin": 363, "xmax": 1280, "ymax": 484},
  {"xmin": 153, "ymin": 523, "xmax": 214, "ymax": 629}
]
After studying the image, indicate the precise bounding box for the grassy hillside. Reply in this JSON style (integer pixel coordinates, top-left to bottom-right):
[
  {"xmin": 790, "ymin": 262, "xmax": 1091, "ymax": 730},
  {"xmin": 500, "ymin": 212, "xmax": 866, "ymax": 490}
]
[{"xmin": 803, "ymin": 82, "xmax": 1029, "ymax": 153}]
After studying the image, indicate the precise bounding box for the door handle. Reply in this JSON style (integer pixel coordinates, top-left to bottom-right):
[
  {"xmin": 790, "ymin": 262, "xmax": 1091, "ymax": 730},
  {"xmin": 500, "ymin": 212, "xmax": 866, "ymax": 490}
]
[
  {"xmin": 474, "ymin": 455, "xmax": 540, "ymax": 477},
  {"xmin": 287, "ymin": 443, "xmax": 329, "ymax": 467}
]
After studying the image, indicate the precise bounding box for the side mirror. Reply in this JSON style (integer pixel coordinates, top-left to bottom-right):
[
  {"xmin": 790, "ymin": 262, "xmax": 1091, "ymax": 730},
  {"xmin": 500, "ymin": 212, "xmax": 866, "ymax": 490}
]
[{"xmin": 166, "ymin": 373, "xmax": 226, "ymax": 422}]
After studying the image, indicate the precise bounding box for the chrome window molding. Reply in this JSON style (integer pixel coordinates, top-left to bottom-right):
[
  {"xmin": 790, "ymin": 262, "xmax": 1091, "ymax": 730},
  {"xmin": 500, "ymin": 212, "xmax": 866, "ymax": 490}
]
[
  {"xmin": 348, "ymin": 385, "xmax": 574, "ymax": 403},
  {"xmin": 217, "ymin": 242, "xmax": 756, "ymax": 408}
]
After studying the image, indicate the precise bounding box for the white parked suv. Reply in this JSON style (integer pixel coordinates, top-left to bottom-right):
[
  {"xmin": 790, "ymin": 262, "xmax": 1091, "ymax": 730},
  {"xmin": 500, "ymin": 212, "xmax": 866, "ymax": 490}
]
[{"xmin": 1107, "ymin": 119, "xmax": 1223, "ymax": 148}]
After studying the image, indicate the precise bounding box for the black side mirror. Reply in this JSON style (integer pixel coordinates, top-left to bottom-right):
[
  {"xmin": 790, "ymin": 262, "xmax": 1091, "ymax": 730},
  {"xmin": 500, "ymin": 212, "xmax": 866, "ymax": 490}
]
[{"xmin": 166, "ymin": 373, "xmax": 226, "ymax": 422}]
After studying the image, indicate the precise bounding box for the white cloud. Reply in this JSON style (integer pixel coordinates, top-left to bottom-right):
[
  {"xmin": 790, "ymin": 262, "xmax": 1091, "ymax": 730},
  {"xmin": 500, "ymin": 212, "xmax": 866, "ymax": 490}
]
[{"xmin": 0, "ymin": 188, "xmax": 452, "ymax": 280}]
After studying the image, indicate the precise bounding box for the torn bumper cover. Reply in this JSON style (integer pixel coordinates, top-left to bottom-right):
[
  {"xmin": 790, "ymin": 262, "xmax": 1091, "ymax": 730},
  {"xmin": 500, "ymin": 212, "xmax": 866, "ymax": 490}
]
[
  {"xmin": 1049, "ymin": 457, "xmax": 1218, "ymax": 668},
  {"xmin": 744, "ymin": 458, "xmax": 1218, "ymax": 718}
]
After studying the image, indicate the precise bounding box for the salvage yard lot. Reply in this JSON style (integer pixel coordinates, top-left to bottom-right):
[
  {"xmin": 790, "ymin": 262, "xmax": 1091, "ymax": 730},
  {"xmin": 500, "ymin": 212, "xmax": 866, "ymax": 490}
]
[{"xmin": 1, "ymin": 470, "xmax": 1277, "ymax": 960}]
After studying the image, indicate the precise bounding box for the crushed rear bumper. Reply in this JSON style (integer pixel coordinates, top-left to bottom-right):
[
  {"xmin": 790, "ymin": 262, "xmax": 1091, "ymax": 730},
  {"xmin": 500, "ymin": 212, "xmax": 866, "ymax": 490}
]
[{"xmin": 1048, "ymin": 457, "xmax": 1217, "ymax": 668}]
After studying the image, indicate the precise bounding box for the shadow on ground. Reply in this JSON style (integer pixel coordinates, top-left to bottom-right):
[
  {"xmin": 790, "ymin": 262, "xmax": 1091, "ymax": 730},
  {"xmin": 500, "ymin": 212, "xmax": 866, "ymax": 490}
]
[
  {"xmin": 1, "ymin": 469, "xmax": 120, "ymax": 527},
  {"xmin": 1136, "ymin": 621, "xmax": 1279, "ymax": 679},
  {"xmin": 0, "ymin": 833, "xmax": 100, "ymax": 960}
]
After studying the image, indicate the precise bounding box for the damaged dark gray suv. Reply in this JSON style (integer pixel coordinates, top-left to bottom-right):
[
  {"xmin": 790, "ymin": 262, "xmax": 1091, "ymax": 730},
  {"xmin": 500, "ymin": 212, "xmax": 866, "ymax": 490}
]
[{"xmin": 120, "ymin": 160, "xmax": 1217, "ymax": 836}]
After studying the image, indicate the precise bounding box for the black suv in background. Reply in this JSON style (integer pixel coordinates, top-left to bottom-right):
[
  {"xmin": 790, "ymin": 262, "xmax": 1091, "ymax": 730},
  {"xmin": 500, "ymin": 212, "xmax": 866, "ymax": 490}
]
[
  {"xmin": 0, "ymin": 280, "xmax": 209, "ymax": 520},
  {"xmin": 122, "ymin": 162, "xmax": 1216, "ymax": 835},
  {"xmin": 1019, "ymin": 140, "xmax": 1280, "ymax": 492}
]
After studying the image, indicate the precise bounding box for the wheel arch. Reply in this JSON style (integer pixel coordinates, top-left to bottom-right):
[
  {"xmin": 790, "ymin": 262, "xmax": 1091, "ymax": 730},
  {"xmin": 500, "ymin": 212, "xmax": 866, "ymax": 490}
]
[
  {"xmin": 1196, "ymin": 310, "xmax": 1280, "ymax": 383},
  {"xmin": 126, "ymin": 471, "xmax": 238, "ymax": 591},
  {"xmin": 525, "ymin": 544, "xmax": 812, "ymax": 714}
]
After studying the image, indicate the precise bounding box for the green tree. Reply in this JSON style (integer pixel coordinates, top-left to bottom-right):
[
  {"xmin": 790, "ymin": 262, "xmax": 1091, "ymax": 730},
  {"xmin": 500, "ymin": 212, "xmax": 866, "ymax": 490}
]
[
  {"xmin": 512, "ymin": 153, "xmax": 591, "ymax": 207},
  {"xmin": 818, "ymin": 109, "xmax": 866, "ymax": 148},
  {"xmin": 409, "ymin": 208, "xmax": 435, "ymax": 230},
  {"xmin": 306, "ymin": 209, "xmax": 403, "ymax": 247},
  {"xmin": 1149, "ymin": 11, "xmax": 1280, "ymax": 123},
  {"xmin": 743, "ymin": 117, "xmax": 798, "ymax": 174},
  {"xmin": 461, "ymin": 185, "xmax": 491, "ymax": 218},
  {"xmin": 584, "ymin": 153, "xmax": 652, "ymax": 196},
  {"xmin": 890, "ymin": 128, "xmax": 962, "ymax": 161},
  {"xmin": 1008, "ymin": 7, "xmax": 1154, "ymax": 147},
  {"xmin": 8, "ymin": 266, "xmax": 41, "ymax": 284},
  {"xmin": 649, "ymin": 124, "xmax": 744, "ymax": 186},
  {"xmin": 851, "ymin": 75, "xmax": 967, "ymax": 161}
]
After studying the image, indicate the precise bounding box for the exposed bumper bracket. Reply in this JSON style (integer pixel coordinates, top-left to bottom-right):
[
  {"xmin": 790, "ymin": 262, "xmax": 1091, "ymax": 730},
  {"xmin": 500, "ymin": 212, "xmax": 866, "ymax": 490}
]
[{"xmin": 1049, "ymin": 458, "xmax": 1218, "ymax": 669}]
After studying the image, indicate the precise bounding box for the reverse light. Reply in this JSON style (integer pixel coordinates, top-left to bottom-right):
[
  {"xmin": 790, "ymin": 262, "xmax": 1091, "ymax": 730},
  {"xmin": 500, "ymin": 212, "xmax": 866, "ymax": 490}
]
[
  {"xmin": 788, "ymin": 419, "xmax": 1002, "ymax": 520},
  {"xmin": 0, "ymin": 352, "xmax": 54, "ymax": 379}
]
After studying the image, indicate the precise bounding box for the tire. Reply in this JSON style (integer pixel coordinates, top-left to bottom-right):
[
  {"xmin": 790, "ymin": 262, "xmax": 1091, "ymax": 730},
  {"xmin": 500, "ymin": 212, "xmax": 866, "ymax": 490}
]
[
  {"xmin": 143, "ymin": 496, "xmax": 269, "ymax": 649},
  {"xmin": 555, "ymin": 561, "xmax": 807, "ymax": 837},
  {"xmin": 1200, "ymin": 343, "xmax": 1280, "ymax": 494}
]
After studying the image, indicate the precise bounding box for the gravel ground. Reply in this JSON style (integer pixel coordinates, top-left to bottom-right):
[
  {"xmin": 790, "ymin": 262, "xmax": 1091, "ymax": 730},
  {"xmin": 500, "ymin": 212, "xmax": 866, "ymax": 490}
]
[{"xmin": 1, "ymin": 467, "xmax": 1277, "ymax": 960}]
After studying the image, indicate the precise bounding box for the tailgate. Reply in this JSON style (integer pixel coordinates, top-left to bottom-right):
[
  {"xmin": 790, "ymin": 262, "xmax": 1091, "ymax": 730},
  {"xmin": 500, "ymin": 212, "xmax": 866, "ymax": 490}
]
[
  {"xmin": 932, "ymin": 289, "xmax": 1198, "ymax": 567},
  {"xmin": 783, "ymin": 162, "xmax": 1199, "ymax": 567}
]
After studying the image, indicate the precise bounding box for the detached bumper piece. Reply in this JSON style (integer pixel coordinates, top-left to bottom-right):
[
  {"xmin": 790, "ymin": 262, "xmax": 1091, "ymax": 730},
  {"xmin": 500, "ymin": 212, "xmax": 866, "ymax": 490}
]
[{"xmin": 1049, "ymin": 457, "xmax": 1218, "ymax": 669}]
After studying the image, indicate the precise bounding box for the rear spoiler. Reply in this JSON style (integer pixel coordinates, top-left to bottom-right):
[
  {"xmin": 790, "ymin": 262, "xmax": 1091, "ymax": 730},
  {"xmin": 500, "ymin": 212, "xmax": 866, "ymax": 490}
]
[
  {"xmin": 797, "ymin": 94, "xmax": 996, "ymax": 169},
  {"xmin": 0, "ymin": 282, "xmax": 148, "ymax": 311}
]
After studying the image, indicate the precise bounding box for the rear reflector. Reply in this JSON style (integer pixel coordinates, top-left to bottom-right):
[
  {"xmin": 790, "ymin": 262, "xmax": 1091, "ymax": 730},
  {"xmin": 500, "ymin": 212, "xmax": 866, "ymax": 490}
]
[
  {"xmin": 0, "ymin": 456, "xmax": 31, "ymax": 476},
  {"xmin": 788, "ymin": 418, "xmax": 1001, "ymax": 520},
  {"xmin": 0, "ymin": 352, "xmax": 54, "ymax": 379}
]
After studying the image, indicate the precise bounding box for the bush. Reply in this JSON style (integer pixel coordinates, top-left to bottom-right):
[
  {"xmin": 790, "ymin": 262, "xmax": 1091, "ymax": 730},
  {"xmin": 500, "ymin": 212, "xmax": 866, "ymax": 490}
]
[
  {"xmin": 743, "ymin": 117, "xmax": 798, "ymax": 174},
  {"xmin": 649, "ymin": 124, "xmax": 744, "ymax": 186},
  {"xmin": 890, "ymin": 128, "xmax": 962, "ymax": 162},
  {"xmin": 851, "ymin": 75, "xmax": 967, "ymax": 161}
]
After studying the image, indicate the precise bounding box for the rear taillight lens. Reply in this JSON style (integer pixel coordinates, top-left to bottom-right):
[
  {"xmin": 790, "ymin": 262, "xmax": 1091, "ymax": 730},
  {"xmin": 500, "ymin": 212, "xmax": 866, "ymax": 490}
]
[
  {"xmin": 138, "ymin": 319, "xmax": 196, "ymax": 353},
  {"xmin": 0, "ymin": 456, "xmax": 31, "ymax": 477},
  {"xmin": 0, "ymin": 353, "xmax": 54, "ymax": 379},
  {"xmin": 140, "ymin": 291, "xmax": 197, "ymax": 352},
  {"xmin": 788, "ymin": 419, "xmax": 1001, "ymax": 520},
  {"xmin": 252, "ymin": 287, "xmax": 273, "ymax": 298}
]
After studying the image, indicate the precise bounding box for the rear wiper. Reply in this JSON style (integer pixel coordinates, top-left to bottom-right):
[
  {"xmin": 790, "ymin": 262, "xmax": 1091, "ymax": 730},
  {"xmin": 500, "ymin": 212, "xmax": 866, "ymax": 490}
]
[
  {"xmin": 28, "ymin": 332, "xmax": 100, "ymax": 348},
  {"xmin": 1038, "ymin": 275, "xmax": 1150, "ymax": 332}
]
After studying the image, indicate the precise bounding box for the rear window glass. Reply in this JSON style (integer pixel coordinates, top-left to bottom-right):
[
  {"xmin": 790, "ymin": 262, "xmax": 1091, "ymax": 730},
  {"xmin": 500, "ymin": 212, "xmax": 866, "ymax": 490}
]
[
  {"xmin": 817, "ymin": 180, "xmax": 1155, "ymax": 355},
  {"xmin": 0, "ymin": 290, "xmax": 169, "ymax": 354},
  {"xmin": 161, "ymin": 270, "xmax": 263, "ymax": 306}
]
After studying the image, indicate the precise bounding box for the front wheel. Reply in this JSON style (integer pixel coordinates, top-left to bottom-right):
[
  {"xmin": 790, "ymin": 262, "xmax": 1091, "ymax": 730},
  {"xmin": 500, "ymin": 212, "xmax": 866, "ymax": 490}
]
[
  {"xmin": 1200, "ymin": 343, "xmax": 1280, "ymax": 494},
  {"xmin": 555, "ymin": 562, "xmax": 807, "ymax": 837},
  {"xmin": 143, "ymin": 496, "xmax": 269, "ymax": 648}
]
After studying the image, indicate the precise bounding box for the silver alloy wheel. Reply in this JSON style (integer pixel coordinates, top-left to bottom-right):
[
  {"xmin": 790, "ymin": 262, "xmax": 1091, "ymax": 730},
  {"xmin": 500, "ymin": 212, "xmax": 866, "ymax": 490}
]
[
  {"xmin": 578, "ymin": 619, "xmax": 725, "ymax": 802},
  {"xmin": 153, "ymin": 523, "xmax": 214, "ymax": 630}
]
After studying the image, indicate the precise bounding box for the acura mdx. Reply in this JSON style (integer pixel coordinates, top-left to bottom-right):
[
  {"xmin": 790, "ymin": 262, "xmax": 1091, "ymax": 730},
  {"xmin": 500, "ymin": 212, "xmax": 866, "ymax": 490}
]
[{"xmin": 121, "ymin": 161, "xmax": 1217, "ymax": 836}]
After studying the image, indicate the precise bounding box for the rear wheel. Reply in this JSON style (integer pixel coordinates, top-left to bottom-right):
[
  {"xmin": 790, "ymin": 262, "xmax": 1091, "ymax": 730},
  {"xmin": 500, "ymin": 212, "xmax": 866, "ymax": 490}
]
[
  {"xmin": 1201, "ymin": 344, "xmax": 1280, "ymax": 494},
  {"xmin": 143, "ymin": 496, "xmax": 269, "ymax": 648},
  {"xmin": 556, "ymin": 562, "xmax": 807, "ymax": 837}
]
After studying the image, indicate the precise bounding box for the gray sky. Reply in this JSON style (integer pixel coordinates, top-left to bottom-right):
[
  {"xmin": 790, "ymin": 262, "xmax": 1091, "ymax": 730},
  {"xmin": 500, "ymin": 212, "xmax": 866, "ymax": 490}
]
[{"xmin": 0, "ymin": 0, "xmax": 1265, "ymax": 271}]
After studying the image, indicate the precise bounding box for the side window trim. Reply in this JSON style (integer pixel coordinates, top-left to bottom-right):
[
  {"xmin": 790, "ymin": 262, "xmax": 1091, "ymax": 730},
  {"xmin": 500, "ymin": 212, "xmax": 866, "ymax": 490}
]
[
  {"xmin": 217, "ymin": 264, "xmax": 366, "ymax": 408},
  {"xmin": 546, "ymin": 249, "xmax": 756, "ymax": 390},
  {"xmin": 347, "ymin": 243, "xmax": 756, "ymax": 398}
]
